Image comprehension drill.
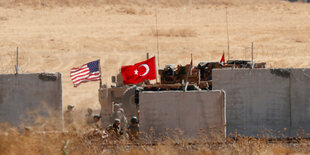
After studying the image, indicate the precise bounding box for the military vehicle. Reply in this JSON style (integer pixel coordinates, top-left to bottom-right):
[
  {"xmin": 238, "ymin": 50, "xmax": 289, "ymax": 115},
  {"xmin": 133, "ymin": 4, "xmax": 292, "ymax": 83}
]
[{"xmin": 98, "ymin": 59, "xmax": 266, "ymax": 125}]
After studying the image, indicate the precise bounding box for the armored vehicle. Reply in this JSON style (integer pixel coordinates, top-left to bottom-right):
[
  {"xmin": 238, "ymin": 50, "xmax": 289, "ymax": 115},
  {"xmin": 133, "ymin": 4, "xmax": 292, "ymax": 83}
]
[{"xmin": 98, "ymin": 60, "xmax": 266, "ymax": 125}]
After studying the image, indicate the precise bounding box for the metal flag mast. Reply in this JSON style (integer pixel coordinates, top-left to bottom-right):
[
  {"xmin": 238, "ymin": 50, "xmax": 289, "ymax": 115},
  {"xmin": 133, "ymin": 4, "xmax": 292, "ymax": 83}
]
[
  {"xmin": 225, "ymin": 7, "xmax": 230, "ymax": 61},
  {"xmin": 15, "ymin": 47, "xmax": 19, "ymax": 75},
  {"xmin": 99, "ymin": 59, "xmax": 103, "ymax": 88},
  {"xmin": 251, "ymin": 42, "xmax": 254, "ymax": 69},
  {"xmin": 155, "ymin": 8, "xmax": 160, "ymax": 84}
]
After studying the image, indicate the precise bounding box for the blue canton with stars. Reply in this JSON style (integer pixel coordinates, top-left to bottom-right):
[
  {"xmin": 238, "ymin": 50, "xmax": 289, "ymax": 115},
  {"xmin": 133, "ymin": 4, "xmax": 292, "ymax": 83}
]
[{"xmin": 87, "ymin": 60, "xmax": 100, "ymax": 73}]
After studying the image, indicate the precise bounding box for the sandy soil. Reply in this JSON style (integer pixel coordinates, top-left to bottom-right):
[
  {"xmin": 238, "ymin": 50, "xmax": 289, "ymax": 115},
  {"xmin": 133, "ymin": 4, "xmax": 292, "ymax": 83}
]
[{"xmin": 0, "ymin": 1, "xmax": 309, "ymax": 111}]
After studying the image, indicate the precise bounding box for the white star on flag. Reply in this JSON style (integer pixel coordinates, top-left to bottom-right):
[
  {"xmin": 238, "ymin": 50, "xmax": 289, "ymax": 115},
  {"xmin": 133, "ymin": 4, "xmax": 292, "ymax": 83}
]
[{"xmin": 134, "ymin": 69, "xmax": 138, "ymax": 75}]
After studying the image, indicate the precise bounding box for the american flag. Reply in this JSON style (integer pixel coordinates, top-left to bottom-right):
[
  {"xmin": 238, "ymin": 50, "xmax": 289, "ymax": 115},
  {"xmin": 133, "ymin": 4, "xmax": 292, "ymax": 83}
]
[{"xmin": 70, "ymin": 60, "xmax": 101, "ymax": 87}]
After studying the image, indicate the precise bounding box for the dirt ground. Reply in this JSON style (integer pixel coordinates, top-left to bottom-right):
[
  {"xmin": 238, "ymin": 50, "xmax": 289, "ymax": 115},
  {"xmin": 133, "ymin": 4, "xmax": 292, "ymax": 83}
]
[{"xmin": 0, "ymin": 0, "xmax": 309, "ymax": 111}]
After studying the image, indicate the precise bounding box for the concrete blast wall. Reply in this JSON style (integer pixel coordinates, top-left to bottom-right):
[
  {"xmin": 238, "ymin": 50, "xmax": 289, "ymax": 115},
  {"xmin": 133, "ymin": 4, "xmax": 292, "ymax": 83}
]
[
  {"xmin": 139, "ymin": 91, "xmax": 226, "ymax": 138},
  {"xmin": 0, "ymin": 73, "xmax": 62, "ymax": 130},
  {"xmin": 213, "ymin": 69, "xmax": 310, "ymax": 137}
]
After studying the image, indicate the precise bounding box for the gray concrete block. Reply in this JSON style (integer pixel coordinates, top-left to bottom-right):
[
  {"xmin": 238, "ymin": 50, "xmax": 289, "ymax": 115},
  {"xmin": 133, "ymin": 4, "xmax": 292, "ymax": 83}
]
[
  {"xmin": 0, "ymin": 73, "xmax": 62, "ymax": 130},
  {"xmin": 213, "ymin": 68, "xmax": 310, "ymax": 137},
  {"xmin": 290, "ymin": 69, "xmax": 310, "ymax": 136},
  {"xmin": 139, "ymin": 90, "xmax": 226, "ymax": 138}
]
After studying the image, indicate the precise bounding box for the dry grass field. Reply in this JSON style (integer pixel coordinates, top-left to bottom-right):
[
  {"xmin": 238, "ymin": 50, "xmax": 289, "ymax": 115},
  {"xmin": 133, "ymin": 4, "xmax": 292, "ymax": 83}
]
[
  {"xmin": 1, "ymin": 125, "xmax": 310, "ymax": 154},
  {"xmin": 0, "ymin": 0, "xmax": 310, "ymax": 154},
  {"xmin": 0, "ymin": 0, "xmax": 309, "ymax": 110}
]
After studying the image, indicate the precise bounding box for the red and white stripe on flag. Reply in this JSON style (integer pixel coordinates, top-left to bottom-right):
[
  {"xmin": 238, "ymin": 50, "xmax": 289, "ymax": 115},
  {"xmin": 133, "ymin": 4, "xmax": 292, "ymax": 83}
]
[{"xmin": 70, "ymin": 60, "xmax": 101, "ymax": 87}]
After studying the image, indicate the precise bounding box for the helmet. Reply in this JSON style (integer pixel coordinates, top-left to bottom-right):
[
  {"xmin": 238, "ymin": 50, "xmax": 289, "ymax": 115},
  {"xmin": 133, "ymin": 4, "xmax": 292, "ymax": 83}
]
[
  {"xmin": 114, "ymin": 104, "xmax": 120, "ymax": 111},
  {"xmin": 114, "ymin": 119, "xmax": 120, "ymax": 123},
  {"xmin": 131, "ymin": 116, "xmax": 138, "ymax": 124},
  {"xmin": 114, "ymin": 104, "xmax": 120, "ymax": 108},
  {"xmin": 93, "ymin": 115, "xmax": 101, "ymax": 119},
  {"xmin": 67, "ymin": 105, "xmax": 74, "ymax": 109}
]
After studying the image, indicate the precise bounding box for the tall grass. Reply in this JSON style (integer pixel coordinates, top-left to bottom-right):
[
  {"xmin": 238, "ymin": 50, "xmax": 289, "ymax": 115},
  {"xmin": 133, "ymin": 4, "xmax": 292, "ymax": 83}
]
[{"xmin": 1, "ymin": 125, "xmax": 310, "ymax": 154}]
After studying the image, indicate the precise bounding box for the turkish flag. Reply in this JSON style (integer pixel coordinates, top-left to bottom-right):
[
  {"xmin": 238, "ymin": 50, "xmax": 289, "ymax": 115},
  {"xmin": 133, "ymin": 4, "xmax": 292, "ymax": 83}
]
[
  {"xmin": 220, "ymin": 52, "xmax": 225, "ymax": 65},
  {"xmin": 121, "ymin": 57, "xmax": 156, "ymax": 85}
]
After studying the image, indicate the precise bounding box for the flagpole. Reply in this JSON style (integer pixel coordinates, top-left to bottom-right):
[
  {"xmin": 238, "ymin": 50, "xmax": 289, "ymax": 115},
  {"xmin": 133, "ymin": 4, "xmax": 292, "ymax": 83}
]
[
  {"xmin": 99, "ymin": 59, "xmax": 103, "ymax": 88},
  {"xmin": 155, "ymin": 8, "xmax": 160, "ymax": 84},
  {"xmin": 155, "ymin": 9, "xmax": 160, "ymax": 78},
  {"xmin": 155, "ymin": 55, "xmax": 158, "ymax": 84},
  {"xmin": 225, "ymin": 7, "xmax": 230, "ymax": 61},
  {"xmin": 15, "ymin": 47, "xmax": 19, "ymax": 75},
  {"xmin": 251, "ymin": 42, "xmax": 254, "ymax": 69}
]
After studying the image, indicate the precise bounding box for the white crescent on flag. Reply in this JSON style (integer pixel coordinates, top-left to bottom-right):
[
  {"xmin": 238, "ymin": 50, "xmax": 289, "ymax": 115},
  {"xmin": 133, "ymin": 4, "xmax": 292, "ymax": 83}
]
[{"xmin": 139, "ymin": 64, "xmax": 150, "ymax": 76}]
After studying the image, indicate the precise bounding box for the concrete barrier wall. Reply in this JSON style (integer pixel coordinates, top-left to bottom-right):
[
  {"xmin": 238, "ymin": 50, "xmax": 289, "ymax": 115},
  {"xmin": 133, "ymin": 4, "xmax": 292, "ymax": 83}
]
[
  {"xmin": 139, "ymin": 90, "xmax": 226, "ymax": 138},
  {"xmin": 0, "ymin": 73, "xmax": 62, "ymax": 130},
  {"xmin": 290, "ymin": 69, "xmax": 310, "ymax": 136},
  {"xmin": 213, "ymin": 69, "xmax": 310, "ymax": 137}
]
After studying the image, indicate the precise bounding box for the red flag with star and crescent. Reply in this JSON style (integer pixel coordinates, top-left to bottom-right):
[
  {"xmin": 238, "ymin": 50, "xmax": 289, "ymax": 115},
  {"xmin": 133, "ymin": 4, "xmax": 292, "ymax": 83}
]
[{"xmin": 121, "ymin": 57, "xmax": 156, "ymax": 85}]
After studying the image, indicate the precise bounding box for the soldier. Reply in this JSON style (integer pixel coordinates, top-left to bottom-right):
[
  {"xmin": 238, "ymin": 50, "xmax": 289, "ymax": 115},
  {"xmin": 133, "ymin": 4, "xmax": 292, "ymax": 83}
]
[
  {"xmin": 112, "ymin": 103, "xmax": 128, "ymax": 130},
  {"xmin": 86, "ymin": 115, "xmax": 105, "ymax": 142},
  {"xmin": 118, "ymin": 108, "xmax": 128, "ymax": 130},
  {"xmin": 113, "ymin": 103, "xmax": 121, "ymax": 116},
  {"xmin": 92, "ymin": 115, "xmax": 102, "ymax": 129},
  {"xmin": 24, "ymin": 127, "xmax": 32, "ymax": 137},
  {"xmin": 64, "ymin": 105, "xmax": 74, "ymax": 127},
  {"xmin": 105, "ymin": 119, "xmax": 123, "ymax": 140},
  {"xmin": 85, "ymin": 108, "xmax": 93, "ymax": 126},
  {"xmin": 127, "ymin": 116, "xmax": 139, "ymax": 141}
]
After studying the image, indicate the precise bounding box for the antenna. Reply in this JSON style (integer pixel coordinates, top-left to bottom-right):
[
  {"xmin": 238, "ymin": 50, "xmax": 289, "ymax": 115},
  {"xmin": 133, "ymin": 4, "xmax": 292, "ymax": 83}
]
[
  {"xmin": 251, "ymin": 42, "xmax": 254, "ymax": 69},
  {"xmin": 15, "ymin": 47, "xmax": 19, "ymax": 75},
  {"xmin": 225, "ymin": 7, "xmax": 230, "ymax": 61},
  {"xmin": 155, "ymin": 9, "xmax": 160, "ymax": 69},
  {"xmin": 155, "ymin": 8, "xmax": 160, "ymax": 84},
  {"xmin": 184, "ymin": 53, "xmax": 193, "ymax": 92}
]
